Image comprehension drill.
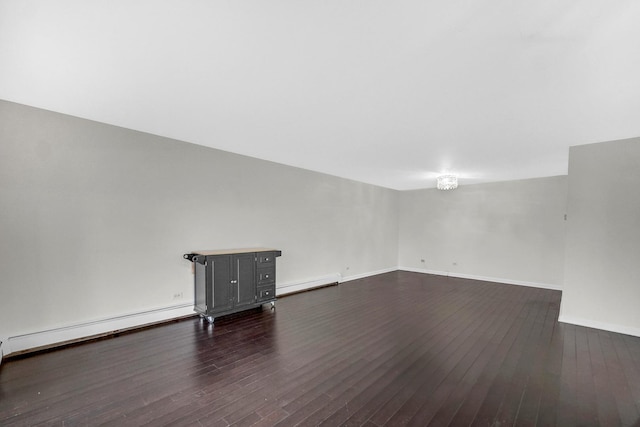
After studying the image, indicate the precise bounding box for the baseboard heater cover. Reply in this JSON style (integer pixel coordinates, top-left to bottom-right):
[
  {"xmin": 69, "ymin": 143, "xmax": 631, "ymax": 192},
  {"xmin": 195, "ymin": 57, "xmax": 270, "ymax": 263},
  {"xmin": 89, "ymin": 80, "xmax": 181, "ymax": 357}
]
[
  {"xmin": 4, "ymin": 302, "xmax": 194, "ymax": 358},
  {"xmin": 277, "ymin": 274, "xmax": 342, "ymax": 296},
  {"xmin": 276, "ymin": 267, "xmax": 397, "ymax": 296},
  {"xmin": 5, "ymin": 268, "xmax": 401, "ymax": 358}
]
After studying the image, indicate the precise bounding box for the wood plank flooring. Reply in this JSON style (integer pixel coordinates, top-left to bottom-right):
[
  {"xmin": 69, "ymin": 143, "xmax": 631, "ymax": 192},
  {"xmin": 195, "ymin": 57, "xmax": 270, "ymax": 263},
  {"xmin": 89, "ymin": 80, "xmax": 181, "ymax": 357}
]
[{"xmin": 2, "ymin": 271, "xmax": 640, "ymax": 426}]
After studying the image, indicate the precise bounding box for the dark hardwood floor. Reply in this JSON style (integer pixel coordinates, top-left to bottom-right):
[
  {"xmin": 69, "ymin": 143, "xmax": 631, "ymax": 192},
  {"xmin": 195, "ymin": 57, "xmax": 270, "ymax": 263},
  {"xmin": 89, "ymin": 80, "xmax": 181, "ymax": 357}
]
[{"xmin": 2, "ymin": 271, "xmax": 640, "ymax": 426}]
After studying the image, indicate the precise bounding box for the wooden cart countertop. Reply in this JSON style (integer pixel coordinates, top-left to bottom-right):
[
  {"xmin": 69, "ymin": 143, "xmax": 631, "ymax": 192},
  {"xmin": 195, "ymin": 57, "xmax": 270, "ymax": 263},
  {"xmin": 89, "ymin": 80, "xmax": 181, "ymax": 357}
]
[{"xmin": 190, "ymin": 248, "xmax": 281, "ymax": 256}]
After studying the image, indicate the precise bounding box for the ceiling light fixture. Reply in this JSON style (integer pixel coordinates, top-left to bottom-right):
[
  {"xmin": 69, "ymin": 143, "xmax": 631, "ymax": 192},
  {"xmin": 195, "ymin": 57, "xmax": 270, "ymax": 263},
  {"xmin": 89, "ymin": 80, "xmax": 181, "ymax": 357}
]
[{"xmin": 436, "ymin": 175, "xmax": 458, "ymax": 190}]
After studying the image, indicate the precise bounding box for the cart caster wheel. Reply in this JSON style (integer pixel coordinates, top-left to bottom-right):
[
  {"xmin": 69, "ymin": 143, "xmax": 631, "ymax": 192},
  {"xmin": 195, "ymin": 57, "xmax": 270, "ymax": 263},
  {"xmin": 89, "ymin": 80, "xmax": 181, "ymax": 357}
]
[
  {"xmin": 206, "ymin": 316, "xmax": 214, "ymax": 324},
  {"xmin": 270, "ymin": 302, "xmax": 276, "ymax": 310}
]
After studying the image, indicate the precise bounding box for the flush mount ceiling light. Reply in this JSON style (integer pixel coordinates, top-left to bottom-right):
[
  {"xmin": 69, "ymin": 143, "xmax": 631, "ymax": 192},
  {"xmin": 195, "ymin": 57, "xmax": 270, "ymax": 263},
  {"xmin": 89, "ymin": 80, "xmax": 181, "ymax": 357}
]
[{"xmin": 436, "ymin": 174, "xmax": 458, "ymax": 190}]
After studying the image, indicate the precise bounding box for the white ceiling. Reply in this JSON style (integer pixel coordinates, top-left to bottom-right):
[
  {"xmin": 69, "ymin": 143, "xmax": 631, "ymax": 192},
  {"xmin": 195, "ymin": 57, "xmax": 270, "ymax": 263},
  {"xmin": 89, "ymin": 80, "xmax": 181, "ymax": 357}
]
[{"xmin": 1, "ymin": 0, "xmax": 640, "ymax": 190}]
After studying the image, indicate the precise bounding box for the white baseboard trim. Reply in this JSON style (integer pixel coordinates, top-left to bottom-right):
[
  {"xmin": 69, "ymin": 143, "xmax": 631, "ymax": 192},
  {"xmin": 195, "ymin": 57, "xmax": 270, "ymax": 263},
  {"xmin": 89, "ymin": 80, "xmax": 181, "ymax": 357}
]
[
  {"xmin": 558, "ymin": 315, "xmax": 640, "ymax": 338},
  {"xmin": 4, "ymin": 303, "xmax": 194, "ymax": 357},
  {"xmin": 398, "ymin": 266, "xmax": 562, "ymax": 291},
  {"xmin": 276, "ymin": 273, "xmax": 341, "ymax": 296},
  {"xmin": 340, "ymin": 267, "xmax": 397, "ymax": 283}
]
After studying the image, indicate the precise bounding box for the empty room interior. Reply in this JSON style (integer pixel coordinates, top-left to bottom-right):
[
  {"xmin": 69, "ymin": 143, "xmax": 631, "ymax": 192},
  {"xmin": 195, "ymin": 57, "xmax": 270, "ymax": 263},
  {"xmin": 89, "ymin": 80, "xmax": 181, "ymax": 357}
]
[{"xmin": 1, "ymin": 1, "xmax": 640, "ymax": 426}]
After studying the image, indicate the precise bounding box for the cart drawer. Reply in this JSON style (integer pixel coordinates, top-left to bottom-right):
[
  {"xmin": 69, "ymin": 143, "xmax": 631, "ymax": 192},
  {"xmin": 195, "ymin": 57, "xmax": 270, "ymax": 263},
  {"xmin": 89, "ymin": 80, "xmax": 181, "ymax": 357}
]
[
  {"xmin": 258, "ymin": 286, "xmax": 276, "ymax": 301},
  {"xmin": 257, "ymin": 252, "xmax": 277, "ymax": 267},
  {"xmin": 257, "ymin": 268, "xmax": 276, "ymax": 285}
]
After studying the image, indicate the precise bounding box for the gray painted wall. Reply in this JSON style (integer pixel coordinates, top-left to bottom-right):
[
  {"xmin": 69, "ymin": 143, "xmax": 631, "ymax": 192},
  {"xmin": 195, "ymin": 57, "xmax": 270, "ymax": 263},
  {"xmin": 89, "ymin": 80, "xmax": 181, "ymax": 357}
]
[
  {"xmin": 0, "ymin": 100, "xmax": 399, "ymax": 340},
  {"xmin": 8, "ymin": 99, "xmax": 632, "ymax": 352},
  {"xmin": 560, "ymin": 137, "xmax": 640, "ymax": 335},
  {"xmin": 398, "ymin": 177, "xmax": 568, "ymax": 288}
]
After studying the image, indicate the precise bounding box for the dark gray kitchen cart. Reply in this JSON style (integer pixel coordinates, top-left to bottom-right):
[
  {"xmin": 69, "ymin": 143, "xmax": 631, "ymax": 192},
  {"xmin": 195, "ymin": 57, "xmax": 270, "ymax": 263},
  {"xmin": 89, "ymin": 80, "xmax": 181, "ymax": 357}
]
[{"xmin": 183, "ymin": 248, "xmax": 281, "ymax": 323}]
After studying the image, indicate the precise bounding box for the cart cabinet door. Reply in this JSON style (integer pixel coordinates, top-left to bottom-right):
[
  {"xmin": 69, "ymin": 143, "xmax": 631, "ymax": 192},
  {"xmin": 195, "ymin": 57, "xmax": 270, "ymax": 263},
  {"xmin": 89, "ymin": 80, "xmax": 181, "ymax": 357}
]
[
  {"xmin": 233, "ymin": 253, "xmax": 257, "ymax": 308},
  {"xmin": 210, "ymin": 255, "xmax": 232, "ymax": 312}
]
